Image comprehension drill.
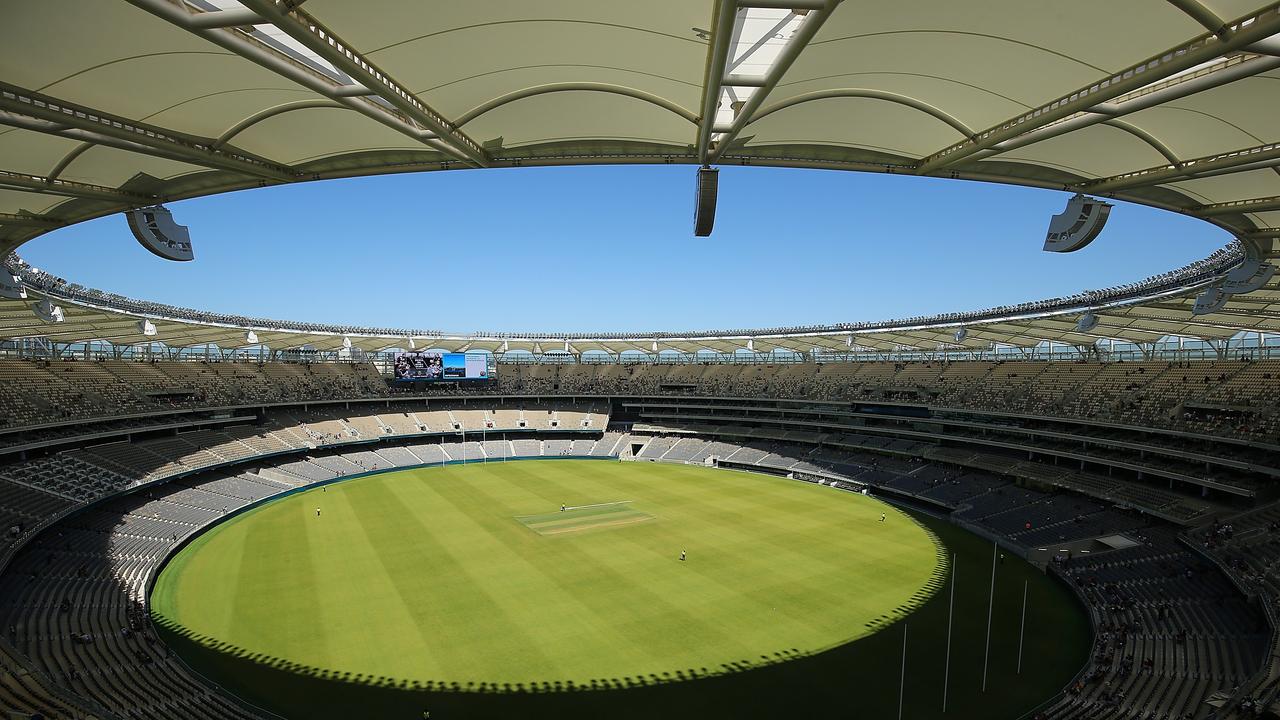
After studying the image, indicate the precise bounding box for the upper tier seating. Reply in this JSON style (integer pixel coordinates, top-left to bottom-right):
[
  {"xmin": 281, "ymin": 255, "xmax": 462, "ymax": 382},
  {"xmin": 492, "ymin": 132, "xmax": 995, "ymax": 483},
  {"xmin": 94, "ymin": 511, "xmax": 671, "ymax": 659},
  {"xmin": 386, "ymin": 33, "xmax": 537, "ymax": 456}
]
[{"xmin": 2, "ymin": 358, "xmax": 1276, "ymax": 447}]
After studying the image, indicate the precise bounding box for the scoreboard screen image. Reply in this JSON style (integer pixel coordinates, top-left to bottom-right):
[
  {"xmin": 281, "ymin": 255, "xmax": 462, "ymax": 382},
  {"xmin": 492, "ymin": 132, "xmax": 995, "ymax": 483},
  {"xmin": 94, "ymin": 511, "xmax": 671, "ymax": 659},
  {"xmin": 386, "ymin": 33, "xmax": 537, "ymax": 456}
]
[{"xmin": 392, "ymin": 352, "xmax": 489, "ymax": 382}]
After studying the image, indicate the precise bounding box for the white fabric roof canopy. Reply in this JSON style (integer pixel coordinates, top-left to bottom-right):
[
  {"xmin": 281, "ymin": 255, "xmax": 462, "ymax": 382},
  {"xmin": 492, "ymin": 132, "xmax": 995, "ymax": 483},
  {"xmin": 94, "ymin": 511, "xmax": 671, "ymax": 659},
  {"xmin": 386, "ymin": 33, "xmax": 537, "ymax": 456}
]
[{"xmin": 1, "ymin": 0, "xmax": 1279, "ymax": 350}]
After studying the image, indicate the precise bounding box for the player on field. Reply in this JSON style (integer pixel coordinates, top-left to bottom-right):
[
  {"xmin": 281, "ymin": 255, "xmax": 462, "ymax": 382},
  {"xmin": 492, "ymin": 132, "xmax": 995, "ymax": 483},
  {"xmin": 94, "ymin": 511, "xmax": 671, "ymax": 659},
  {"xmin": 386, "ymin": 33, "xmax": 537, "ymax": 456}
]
[
  {"xmin": 880, "ymin": 513, "xmax": 886, "ymax": 522},
  {"xmin": 316, "ymin": 508, "xmax": 321, "ymax": 517},
  {"xmin": 679, "ymin": 550, "xmax": 686, "ymax": 561}
]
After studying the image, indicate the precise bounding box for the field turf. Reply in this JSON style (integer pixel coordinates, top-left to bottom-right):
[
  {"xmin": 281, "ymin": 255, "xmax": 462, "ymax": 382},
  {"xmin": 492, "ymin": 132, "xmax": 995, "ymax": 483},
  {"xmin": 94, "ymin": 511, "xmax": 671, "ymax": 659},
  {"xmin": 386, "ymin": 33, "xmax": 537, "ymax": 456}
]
[
  {"xmin": 154, "ymin": 460, "xmax": 941, "ymax": 687},
  {"xmin": 151, "ymin": 459, "xmax": 1091, "ymax": 719}
]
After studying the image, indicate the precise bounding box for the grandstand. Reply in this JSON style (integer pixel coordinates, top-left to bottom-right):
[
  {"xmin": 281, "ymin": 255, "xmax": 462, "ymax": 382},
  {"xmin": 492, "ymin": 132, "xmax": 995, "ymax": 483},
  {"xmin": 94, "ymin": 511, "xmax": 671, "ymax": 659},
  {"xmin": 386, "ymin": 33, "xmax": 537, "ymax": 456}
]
[
  {"xmin": 3, "ymin": 0, "xmax": 1280, "ymax": 718},
  {"xmin": 0, "ymin": 363, "xmax": 1273, "ymax": 716}
]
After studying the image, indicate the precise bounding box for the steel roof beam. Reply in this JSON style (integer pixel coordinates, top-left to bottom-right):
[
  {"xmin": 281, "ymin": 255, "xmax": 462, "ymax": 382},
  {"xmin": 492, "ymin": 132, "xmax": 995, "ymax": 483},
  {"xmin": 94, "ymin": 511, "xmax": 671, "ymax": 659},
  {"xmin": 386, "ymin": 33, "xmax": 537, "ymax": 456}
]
[
  {"xmin": 1081, "ymin": 141, "xmax": 1280, "ymax": 193},
  {"xmin": 740, "ymin": 1, "xmax": 828, "ymax": 8},
  {"xmin": 1166, "ymin": 0, "xmax": 1231, "ymax": 38},
  {"xmin": 2, "ymin": 316, "xmax": 138, "ymax": 332},
  {"xmin": 696, "ymin": 0, "xmax": 740, "ymax": 164},
  {"xmin": 124, "ymin": 0, "xmax": 460, "ymax": 160},
  {"xmin": 456, "ymin": 83, "xmax": 698, "ymax": 127},
  {"xmin": 1109, "ymin": 306, "xmax": 1258, "ymax": 333},
  {"xmin": 237, "ymin": 0, "xmax": 488, "ymax": 167},
  {"xmin": 154, "ymin": 326, "xmax": 244, "ymax": 348},
  {"xmin": 1196, "ymin": 196, "xmax": 1280, "ymax": 216},
  {"xmin": 969, "ymin": 53, "xmax": 1280, "ymax": 163},
  {"xmin": 185, "ymin": 6, "xmax": 260, "ymax": 29},
  {"xmin": 708, "ymin": 0, "xmax": 843, "ymax": 163},
  {"xmin": 0, "ymin": 212, "xmax": 65, "ymax": 229},
  {"xmin": 4, "ymin": 318, "xmax": 148, "ymax": 341},
  {"xmin": 916, "ymin": 3, "xmax": 1280, "ymax": 173},
  {"xmin": 0, "ymin": 170, "xmax": 154, "ymax": 203},
  {"xmin": 0, "ymin": 83, "xmax": 295, "ymax": 181},
  {"xmin": 752, "ymin": 88, "xmax": 976, "ymax": 136},
  {"xmin": 0, "ymin": 110, "xmax": 198, "ymax": 165}
]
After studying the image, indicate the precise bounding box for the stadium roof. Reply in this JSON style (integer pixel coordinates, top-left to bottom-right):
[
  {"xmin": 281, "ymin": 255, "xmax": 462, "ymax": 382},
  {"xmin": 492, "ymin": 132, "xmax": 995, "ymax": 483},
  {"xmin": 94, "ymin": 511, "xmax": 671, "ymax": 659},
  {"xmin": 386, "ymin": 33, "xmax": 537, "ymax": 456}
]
[{"xmin": 1, "ymin": 0, "xmax": 1279, "ymax": 353}]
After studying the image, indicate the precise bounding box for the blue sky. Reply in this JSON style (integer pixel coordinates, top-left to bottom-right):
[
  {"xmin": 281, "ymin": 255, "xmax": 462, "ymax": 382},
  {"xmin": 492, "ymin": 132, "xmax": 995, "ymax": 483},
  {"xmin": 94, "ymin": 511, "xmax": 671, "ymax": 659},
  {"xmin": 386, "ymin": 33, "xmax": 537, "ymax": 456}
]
[{"xmin": 18, "ymin": 165, "xmax": 1231, "ymax": 334}]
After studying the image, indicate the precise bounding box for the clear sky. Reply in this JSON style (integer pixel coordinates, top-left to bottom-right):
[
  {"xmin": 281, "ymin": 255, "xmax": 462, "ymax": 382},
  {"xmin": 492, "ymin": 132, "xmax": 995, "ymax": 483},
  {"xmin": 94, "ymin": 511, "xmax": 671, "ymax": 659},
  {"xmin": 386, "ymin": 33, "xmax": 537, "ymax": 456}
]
[{"xmin": 18, "ymin": 165, "xmax": 1231, "ymax": 334}]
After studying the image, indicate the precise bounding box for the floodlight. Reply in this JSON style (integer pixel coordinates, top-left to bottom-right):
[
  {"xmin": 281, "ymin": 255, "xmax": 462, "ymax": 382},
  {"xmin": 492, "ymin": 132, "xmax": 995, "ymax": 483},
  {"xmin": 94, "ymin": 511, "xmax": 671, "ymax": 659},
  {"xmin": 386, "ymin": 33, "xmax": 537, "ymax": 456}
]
[
  {"xmin": 694, "ymin": 166, "xmax": 719, "ymax": 237},
  {"xmin": 1075, "ymin": 313, "xmax": 1099, "ymax": 332},
  {"xmin": 125, "ymin": 205, "xmax": 194, "ymax": 262},
  {"xmin": 34, "ymin": 299, "xmax": 63, "ymax": 323},
  {"xmin": 1044, "ymin": 194, "xmax": 1112, "ymax": 253},
  {"xmin": 0, "ymin": 274, "xmax": 25, "ymax": 300}
]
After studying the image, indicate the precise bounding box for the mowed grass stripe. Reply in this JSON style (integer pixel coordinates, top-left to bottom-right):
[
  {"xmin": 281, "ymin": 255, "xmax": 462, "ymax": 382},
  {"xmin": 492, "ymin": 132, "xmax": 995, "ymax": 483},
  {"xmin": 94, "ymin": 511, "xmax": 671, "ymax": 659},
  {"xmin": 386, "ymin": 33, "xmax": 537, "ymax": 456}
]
[
  {"xmin": 489, "ymin": 462, "xmax": 914, "ymax": 618},
  {"xmin": 466, "ymin": 462, "xmax": 921, "ymax": 652},
  {"xmin": 520, "ymin": 462, "xmax": 922, "ymax": 591},
  {"xmin": 406, "ymin": 471, "xmax": 675, "ymax": 673},
  {"xmin": 230, "ymin": 498, "xmax": 333, "ymax": 667},
  {"xmin": 364, "ymin": 475, "xmax": 559, "ymax": 681},
  {"xmin": 427, "ymin": 466, "xmax": 761, "ymax": 671},
  {"xmin": 153, "ymin": 460, "xmax": 943, "ymax": 686}
]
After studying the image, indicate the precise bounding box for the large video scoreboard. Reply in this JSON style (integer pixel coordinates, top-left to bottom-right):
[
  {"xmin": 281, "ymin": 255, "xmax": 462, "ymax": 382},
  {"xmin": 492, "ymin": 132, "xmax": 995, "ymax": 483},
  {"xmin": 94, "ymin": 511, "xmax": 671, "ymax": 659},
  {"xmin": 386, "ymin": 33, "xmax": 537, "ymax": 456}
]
[{"xmin": 392, "ymin": 352, "xmax": 490, "ymax": 382}]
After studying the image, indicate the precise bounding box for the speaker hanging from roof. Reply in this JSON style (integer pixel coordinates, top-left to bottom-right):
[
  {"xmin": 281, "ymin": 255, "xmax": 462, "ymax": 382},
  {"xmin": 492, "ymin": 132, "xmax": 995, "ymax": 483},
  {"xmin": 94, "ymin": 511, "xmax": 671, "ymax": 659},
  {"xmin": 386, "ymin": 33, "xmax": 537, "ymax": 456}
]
[
  {"xmin": 953, "ymin": 328, "xmax": 968, "ymax": 342},
  {"xmin": 1076, "ymin": 313, "xmax": 1099, "ymax": 333},
  {"xmin": 1221, "ymin": 257, "xmax": 1277, "ymax": 294},
  {"xmin": 1044, "ymin": 193, "xmax": 1112, "ymax": 253},
  {"xmin": 1193, "ymin": 286, "xmax": 1229, "ymax": 316},
  {"xmin": 34, "ymin": 299, "xmax": 63, "ymax": 323},
  {"xmin": 138, "ymin": 319, "xmax": 157, "ymax": 337},
  {"xmin": 694, "ymin": 166, "xmax": 719, "ymax": 237},
  {"xmin": 0, "ymin": 273, "xmax": 24, "ymax": 300},
  {"xmin": 125, "ymin": 205, "xmax": 194, "ymax": 262}
]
